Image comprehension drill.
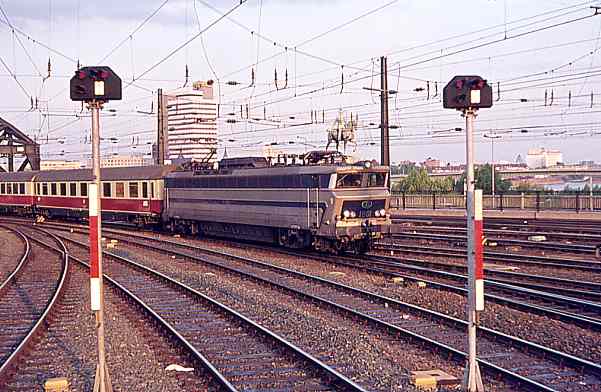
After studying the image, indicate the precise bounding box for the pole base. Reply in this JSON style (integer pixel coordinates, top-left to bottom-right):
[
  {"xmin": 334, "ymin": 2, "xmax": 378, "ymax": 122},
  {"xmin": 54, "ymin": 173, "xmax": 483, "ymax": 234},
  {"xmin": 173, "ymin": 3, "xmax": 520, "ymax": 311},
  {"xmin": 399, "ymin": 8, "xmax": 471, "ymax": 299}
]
[
  {"xmin": 93, "ymin": 364, "xmax": 113, "ymax": 392},
  {"xmin": 462, "ymin": 360, "xmax": 484, "ymax": 392}
]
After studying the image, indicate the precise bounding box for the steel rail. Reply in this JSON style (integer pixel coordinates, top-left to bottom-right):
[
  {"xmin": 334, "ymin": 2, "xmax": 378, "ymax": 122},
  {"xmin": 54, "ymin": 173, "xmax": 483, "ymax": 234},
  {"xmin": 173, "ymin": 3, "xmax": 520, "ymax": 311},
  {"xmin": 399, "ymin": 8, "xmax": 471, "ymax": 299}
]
[
  {"xmin": 41, "ymin": 222, "xmax": 601, "ymax": 330},
  {"xmin": 374, "ymin": 244, "xmax": 601, "ymax": 298},
  {"xmin": 20, "ymin": 225, "xmax": 238, "ymax": 392},
  {"xmin": 0, "ymin": 225, "xmax": 31, "ymax": 292},
  {"xmin": 52, "ymin": 230, "xmax": 367, "ymax": 392},
  {"xmin": 376, "ymin": 242, "xmax": 601, "ymax": 272},
  {"xmin": 0, "ymin": 228, "xmax": 68, "ymax": 380},
  {"xmin": 391, "ymin": 232, "xmax": 597, "ymax": 254},
  {"xmin": 53, "ymin": 228, "xmax": 601, "ymax": 391}
]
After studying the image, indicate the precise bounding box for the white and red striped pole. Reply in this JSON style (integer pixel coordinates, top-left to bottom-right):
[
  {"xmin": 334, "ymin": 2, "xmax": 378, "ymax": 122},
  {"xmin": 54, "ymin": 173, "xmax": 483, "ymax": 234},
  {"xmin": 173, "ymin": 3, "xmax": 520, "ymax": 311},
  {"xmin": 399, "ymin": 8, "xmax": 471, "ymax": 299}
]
[
  {"xmin": 463, "ymin": 108, "xmax": 484, "ymax": 391},
  {"xmin": 89, "ymin": 100, "xmax": 112, "ymax": 392},
  {"xmin": 474, "ymin": 189, "xmax": 485, "ymax": 312}
]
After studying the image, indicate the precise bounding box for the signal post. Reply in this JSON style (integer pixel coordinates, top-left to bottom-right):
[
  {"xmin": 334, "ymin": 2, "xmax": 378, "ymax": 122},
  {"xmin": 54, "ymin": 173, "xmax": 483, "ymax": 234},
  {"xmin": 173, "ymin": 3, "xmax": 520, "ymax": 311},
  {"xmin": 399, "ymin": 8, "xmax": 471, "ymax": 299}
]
[
  {"xmin": 70, "ymin": 66, "xmax": 122, "ymax": 392},
  {"xmin": 444, "ymin": 75, "xmax": 492, "ymax": 392}
]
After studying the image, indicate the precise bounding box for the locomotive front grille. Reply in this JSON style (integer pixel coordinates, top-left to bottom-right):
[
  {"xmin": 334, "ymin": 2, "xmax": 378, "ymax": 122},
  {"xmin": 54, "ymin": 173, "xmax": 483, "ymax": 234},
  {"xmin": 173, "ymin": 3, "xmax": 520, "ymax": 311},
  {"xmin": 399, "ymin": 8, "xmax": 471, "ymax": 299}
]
[{"xmin": 341, "ymin": 199, "xmax": 386, "ymax": 218}]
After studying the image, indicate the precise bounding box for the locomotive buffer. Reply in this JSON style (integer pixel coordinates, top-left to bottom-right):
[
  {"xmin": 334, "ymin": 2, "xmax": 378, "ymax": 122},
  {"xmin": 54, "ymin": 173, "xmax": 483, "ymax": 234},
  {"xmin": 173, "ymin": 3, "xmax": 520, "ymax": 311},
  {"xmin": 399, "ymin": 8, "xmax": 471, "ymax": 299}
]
[{"xmin": 70, "ymin": 66, "xmax": 122, "ymax": 392}]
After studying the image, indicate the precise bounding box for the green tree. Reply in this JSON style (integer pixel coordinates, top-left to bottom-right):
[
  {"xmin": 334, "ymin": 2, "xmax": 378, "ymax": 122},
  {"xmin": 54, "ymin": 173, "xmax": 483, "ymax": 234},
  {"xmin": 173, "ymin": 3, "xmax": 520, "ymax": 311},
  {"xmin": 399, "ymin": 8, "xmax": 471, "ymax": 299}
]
[
  {"xmin": 395, "ymin": 167, "xmax": 456, "ymax": 193},
  {"xmin": 453, "ymin": 164, "xmax": 511, "ymax": 194}
]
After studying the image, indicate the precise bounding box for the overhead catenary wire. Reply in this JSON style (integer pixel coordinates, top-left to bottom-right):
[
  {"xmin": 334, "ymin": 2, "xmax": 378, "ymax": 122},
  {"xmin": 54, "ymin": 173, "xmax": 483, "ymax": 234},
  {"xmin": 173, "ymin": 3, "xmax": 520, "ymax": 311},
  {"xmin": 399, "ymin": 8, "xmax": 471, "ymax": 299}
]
[
  {"xmin": 124, "ymin": 0, "xmax": 248, "ymax": 90},
  {"xmin": 97, "ymin": 0, "xmax": 171, "ymax": 63}
]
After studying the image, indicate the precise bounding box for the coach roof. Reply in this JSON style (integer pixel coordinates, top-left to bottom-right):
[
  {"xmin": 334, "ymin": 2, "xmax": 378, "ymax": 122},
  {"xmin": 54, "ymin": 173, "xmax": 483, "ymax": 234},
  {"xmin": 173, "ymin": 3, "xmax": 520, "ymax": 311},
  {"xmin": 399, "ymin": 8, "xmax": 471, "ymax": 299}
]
[
  {"xmin": 34, "ymin": 165, "xmax": 177, "ymax": 182},
  {"xmin": 0, "ymin": 171, "xmax": 38, "ymax": 182}
]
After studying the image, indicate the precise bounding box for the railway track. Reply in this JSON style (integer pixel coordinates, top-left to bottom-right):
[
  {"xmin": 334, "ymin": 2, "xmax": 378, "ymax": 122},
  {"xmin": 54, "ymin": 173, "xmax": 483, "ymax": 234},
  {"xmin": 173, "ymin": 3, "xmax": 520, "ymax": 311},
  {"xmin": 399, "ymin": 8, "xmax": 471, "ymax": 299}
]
[
  {"xmin": 392, "ymin": 216, "xmax": 601, "ymax": 236},
  {"xmin": 10, "ymin": 218, "xmax": 601, "ymax": 329},
  {"xmin": 43, "ymin": 226, "xmax": 366, "ymax": 391},
  {"xmin": 43, "ymin": 224, "xmax": 601, "ymax": 391},
  {"xmin": 390, "ymin": 232, "xmax": 598, "ymax": 255},
  {"xmin": 376, "ymin": 242, "xmax": 601, "ymax": 272},
  {"xmin": 394, "ymin": 225, "xmax": 601, "ymax": 245},
  {"xmin": 0, "ymin": 227, "xmax": 28, "ymax": 284},
  {"xmin": 346, "ymin": 252, "xmax": 601, "ymax": 330},
  {"xmin": 0, "ymin": 226, "xmax": 68, "ymax": 383},
  {"xmin": 375, "ymin": 244, "xmax": 601, "ymax": 301}
]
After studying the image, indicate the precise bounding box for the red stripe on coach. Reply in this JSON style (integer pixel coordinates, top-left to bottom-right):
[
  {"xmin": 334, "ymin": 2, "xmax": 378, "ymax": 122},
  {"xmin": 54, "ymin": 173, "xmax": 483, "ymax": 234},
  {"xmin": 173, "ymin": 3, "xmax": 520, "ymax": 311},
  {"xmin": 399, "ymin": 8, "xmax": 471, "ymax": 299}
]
[
  {"xmin": 475, "ymin": 219, "xmax": 484, "ymax": 280},
  {"xmin": 89, "ymin": 215, "xmax": 99, "ymax": 278}
]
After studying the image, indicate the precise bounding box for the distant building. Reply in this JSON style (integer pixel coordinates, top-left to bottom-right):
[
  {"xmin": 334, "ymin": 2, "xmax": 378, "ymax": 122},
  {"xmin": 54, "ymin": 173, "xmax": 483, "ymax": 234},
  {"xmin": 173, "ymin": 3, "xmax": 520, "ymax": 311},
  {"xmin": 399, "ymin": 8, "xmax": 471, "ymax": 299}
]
[
  {"xmin": 526, "ymin": 148, "xmax": 563, "ymax": 168},
  {"xmin": 40, "ymin": 160, "xmax": 82, "ymax": 171},
  {"xmin": 422, "ymin": 157, "xmax": 441, "ymax": 170},
  {"xmin": 166, "ymin": 81, "xmax": 218, "ymax": 163},
  {"xmin": 98, "ymin": 155, "xmax": 152, "ymax": 168}
]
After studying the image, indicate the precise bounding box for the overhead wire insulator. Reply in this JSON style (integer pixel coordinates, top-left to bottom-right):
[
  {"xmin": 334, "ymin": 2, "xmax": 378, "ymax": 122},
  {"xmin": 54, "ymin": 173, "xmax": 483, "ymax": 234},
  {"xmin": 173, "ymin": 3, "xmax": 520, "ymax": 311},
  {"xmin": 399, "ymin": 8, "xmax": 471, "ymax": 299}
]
[
  {"xmin": 43, "ymin": 57, "xmax": 51, "ymax": 81},
  {"xmin": 544, "ymin": 89, "xmax": 548, "ymax": 106},
  {"xmin": 183, "ymin": 64, "xmax": 189, "ymax": 87},
  {"xmin": 433, "ymin": 81, "xmax": 438, "ymax": 98},
  {"xmin": 250, "ymin": 67, "xmax": 255, "ymax": 87},
  {"xmin": 340, "ymin": 66, "xmax": 344, "ymax": 94},
  {"xmin": 591, "ymin": 91, "xmax": 594, "ymax": 108},
  {"xmin": 550, "ymin": 89, "xmax": 554, "ymax": 106},
  {"xmin": 274, "ymin": 67, "xmax": 288, "ymax": 91},
  {"xmin": 568, "ymin": 91, "xmax": 572, "ymax": 107},
  {"xmin": 426, "ymin": 81, "xmax": 430, "ymax": 100},
  {"xmin": 496, "ymin": 82, "xmax": 501, "ymax": 102}
]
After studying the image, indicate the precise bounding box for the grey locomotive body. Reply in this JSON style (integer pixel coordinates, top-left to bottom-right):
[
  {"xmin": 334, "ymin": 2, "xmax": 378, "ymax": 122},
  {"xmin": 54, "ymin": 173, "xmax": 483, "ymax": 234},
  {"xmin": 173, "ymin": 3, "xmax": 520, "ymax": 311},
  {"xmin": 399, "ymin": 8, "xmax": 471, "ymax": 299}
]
[{"xmin": 164, "ymin": 157, "xmax": 391, "ymax": 253}]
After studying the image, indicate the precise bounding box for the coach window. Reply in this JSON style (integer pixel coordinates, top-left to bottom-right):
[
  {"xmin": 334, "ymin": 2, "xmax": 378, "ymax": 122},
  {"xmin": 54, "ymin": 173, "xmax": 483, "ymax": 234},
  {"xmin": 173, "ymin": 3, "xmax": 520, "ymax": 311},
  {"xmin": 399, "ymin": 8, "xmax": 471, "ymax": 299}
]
[
  {"xmin": 129, "ymin": 182, "xmax": 139, "ymax": 198},
  {"xmin": 115, "ymin": 182, "xmax": 125, "ymax": 198},
  {"xmin": 150, "ymin": 182, "xmax": 155, "ymax": 199},
  {"xmin": 103, "ymin": 183, "xmax": 112, "ymax": 198},
  {"xmin": 80, "ymin": 183, "xmax": 88, "ymax": 197},
  {"xmin": 60, "ymin": 183, "xmax": 67, "ymax": 196},
  {"xmin": 0, "ymin": 183, "xmax": 4, "ymax": 194},
  {"xmin": 19, "ymin": 183, "xmax": 25, "ymax": 195},
  {"xmin": 42, "ymin": 183, "xmax": 48, "ymax": 195},
  {"xmin": 35, "ymin": 183, "xmax": 40, "ymax": 195},
  {"xmin": 51, "ymin": 183, "xmax": 57, "ymax": 196},
  {"xmin": 7, "ymin": 183, "xmax": 12, "ymax": 194},
  {"xmin": 70, "ymin": 183, "xmax": 77, "ymax": 196},
  {"xmin": 142, "ymin": 182, "xmax": 148, "ymax": 199}
]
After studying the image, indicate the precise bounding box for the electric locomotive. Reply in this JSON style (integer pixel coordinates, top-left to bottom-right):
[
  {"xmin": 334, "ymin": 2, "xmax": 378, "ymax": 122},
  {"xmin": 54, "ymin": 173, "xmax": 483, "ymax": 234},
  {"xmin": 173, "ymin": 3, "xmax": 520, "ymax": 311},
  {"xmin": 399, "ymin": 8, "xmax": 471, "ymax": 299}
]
[{"xmin": 164, "ymin": 151, "xmax": 391, "ymax": 253}]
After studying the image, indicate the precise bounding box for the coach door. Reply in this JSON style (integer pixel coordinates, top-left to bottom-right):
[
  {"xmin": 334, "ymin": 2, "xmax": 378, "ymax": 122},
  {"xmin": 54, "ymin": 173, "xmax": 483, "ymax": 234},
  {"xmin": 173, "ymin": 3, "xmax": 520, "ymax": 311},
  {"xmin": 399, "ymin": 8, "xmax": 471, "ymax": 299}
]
[{"xmin": 141, "ymin": 181, "xmax": 151, "ymax": 212}]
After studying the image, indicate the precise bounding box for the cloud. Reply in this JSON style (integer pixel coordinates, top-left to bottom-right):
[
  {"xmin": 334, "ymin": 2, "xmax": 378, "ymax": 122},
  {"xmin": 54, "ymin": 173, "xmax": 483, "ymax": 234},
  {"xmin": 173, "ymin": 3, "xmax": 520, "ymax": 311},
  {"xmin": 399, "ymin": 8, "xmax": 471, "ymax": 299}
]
[{"xmin": 4, "ymin": 0, "xmax": 189, "ymax": 24}]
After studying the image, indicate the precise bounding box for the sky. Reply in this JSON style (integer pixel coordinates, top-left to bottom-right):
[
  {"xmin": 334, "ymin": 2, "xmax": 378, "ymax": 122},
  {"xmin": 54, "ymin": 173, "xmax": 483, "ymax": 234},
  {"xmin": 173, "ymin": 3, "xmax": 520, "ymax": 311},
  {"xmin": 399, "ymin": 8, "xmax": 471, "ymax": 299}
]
[{"xmin": 1, "ymin": 0, "xmax": 601, "ymax": 167}]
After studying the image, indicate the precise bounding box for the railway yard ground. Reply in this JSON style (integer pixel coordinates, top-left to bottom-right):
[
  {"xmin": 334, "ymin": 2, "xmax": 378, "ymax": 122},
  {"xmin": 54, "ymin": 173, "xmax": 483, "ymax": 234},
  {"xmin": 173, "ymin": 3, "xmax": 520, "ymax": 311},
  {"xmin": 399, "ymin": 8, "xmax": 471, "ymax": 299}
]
[{"xmin": 1, "ymin": 215, "xmax": 601, "ymax": 391}]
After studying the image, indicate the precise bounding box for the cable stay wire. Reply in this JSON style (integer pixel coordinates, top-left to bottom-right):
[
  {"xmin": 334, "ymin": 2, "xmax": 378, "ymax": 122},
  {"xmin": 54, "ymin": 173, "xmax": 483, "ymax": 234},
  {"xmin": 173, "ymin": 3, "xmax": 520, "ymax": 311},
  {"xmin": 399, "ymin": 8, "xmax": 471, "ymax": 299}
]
[
  {"xmin": 97, "ymin": 0, "xmax": 171, "ymax": 63},
  {"xmin": 124, "ymin": 0, "xmax": 248, "ymax": 90},
  {"xmin": 250, "ymin": 9, "xmax": 601, "ymax": 111},
  {"xmin": 220, "ymin": 0, "xmax": 400, "ymax": 80}
]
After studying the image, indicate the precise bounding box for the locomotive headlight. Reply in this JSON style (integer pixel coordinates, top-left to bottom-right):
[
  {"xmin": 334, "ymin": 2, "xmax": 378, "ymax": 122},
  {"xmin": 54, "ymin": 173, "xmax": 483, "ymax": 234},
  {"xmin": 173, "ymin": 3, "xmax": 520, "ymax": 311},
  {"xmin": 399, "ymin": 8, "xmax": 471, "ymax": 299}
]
[
  {"xmin": 343, "ymin": 210, "xmax": 351, "ymax": 218},
  {"xmin": 350, "ymin": 211, "xmax": 357, "ymax": 218},
  {"xmin": 374, "ymin": 210, "xmax": 381, "ymax": 217},
  {"xmin": 380, "ymin": 209, "xmax": 386, "ymax": 217}
]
